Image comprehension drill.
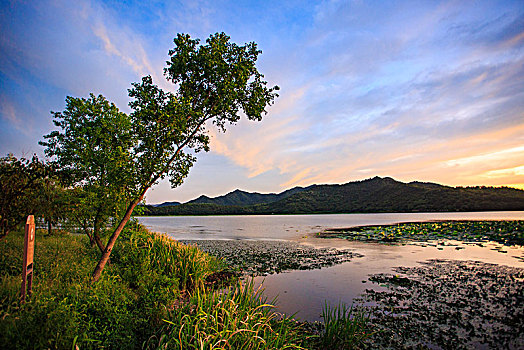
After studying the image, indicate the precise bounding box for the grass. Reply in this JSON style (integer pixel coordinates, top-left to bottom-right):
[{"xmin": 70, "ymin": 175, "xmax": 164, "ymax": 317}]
[
  {"xmin": 0, "ymin": 222, "xmax": 227, "ymax": 349},
  {"xmin": 146, "ymin": 280, "xmax": 308, "ymax": 350},
  {"xmin": 0, "ymin": 221, "xmax": 370, "ymax": 349},
  {"xmin": 318, "ymin": 302, "xmax": 372, "ymax": 350}
]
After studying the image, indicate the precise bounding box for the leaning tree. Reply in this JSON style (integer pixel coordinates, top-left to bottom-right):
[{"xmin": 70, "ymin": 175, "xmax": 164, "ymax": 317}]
[{"xmin": 42, "ymin": 32, "xmax": 278, "ymax": 281}]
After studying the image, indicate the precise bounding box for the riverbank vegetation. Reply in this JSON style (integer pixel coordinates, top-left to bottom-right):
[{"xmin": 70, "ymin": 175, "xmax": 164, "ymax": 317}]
[
  {"xmin": 4, "ymin": 219, "xmax": 522, "ymax": 348},
  {"xmin": 0, "ymin": 223, "xmax": 371, "ymax": 349}
]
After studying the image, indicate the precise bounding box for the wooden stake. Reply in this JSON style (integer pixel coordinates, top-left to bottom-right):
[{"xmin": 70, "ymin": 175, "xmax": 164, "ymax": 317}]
[{"xmin": 21, "ymin": 215, "xmax": 35, "ymax": 303}]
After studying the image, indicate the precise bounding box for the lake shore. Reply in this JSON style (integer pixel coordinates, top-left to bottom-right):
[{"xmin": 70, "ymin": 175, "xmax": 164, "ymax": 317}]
[{"xmin": 137, "ymin": 214, "xmax": 524, "ymax": 348}]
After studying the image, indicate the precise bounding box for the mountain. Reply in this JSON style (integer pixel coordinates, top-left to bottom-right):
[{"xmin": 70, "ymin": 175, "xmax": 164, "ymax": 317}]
[
  {"xmin": 155, "ymin": 201, "xmax": 181, "ymax": 207},
  {"xmin": 144, "ymin": 177, "xmax": 524, "ymax": 215},
  {"xmin": 153, "ymin": 187, "xmax": 307, "ymax": 207},
  {"xmin": 186, "ymin": 187, "xmax": 308, "ymax": 206}
]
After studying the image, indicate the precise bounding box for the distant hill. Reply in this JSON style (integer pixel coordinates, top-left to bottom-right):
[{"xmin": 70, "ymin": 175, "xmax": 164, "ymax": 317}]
[
  {"xmin": 155, "ymin": 201, "xmax": 181, "ymax": 207},
  {"xmin": 144, "ymin": 177, "xmax": 524, "ymax": 215},
  {"xmin": 186, "ymin": 187, "xmax": 308, "ymax": 206}
]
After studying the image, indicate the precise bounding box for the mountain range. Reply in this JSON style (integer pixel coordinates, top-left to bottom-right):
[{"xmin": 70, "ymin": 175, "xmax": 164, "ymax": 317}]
[{"xmin": 144, "ymin": 177, "xmax": 524, "ymax": 215}]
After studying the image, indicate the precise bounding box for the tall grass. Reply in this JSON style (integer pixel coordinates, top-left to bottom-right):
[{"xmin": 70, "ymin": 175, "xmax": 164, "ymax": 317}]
[
  {"xmin": 146, "ymin": 279, "xmax": 307, "ymax": 350},
  {"xmin": 1, "ymin": 223, "xmax": 372, "ymax": 349},
  {"xmin": 114, "ymin": 225, "xmax": 226, "ymax": 293},
  {"xmin": 318, "ymin": 302, "xmax": 371, "ymax": 349},
  {"xmin": 0, "ymin": 223, "xmax": 229, "ymax": 349},
  {"xmin": 0, "ymin": 229, "xmax": 139, "ymax": 348}
]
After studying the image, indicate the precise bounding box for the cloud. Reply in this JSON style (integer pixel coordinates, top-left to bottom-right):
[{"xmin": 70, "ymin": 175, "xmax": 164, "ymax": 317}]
[
  {"xmin": 1, "ymin": 0, "xmax": 523, "ymax": 201},
  {"xmin": 0, "ymin": 96, "xmax": 25, "ymax": 134},
  {"xmin": 204, "ymin": 0, "xmax": 524, "ymax": 193}
]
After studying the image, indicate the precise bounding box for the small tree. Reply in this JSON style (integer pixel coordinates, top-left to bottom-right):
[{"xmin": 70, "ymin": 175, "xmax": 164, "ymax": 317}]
[
  {"xmin": 40, "ymin": 94, "xmax": 137, "ymax": 252},
  {"xmin": 0, "ymin": 155, "xmax": 47, "ymax": 238}
]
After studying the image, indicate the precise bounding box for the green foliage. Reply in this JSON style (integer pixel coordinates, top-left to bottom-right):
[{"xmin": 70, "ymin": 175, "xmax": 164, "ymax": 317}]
[
  {"xmin": 0, "ymin": 224, "xmax": 228, "ymax": 349},
  {"xmin": 0, "ymin": 155, "xmax": 48, "ymax": 236},
  {"xmin": 33, "ymin": 175, "xmax": 71, "ymax": 235},
  {"xmin": 113, "ymin": 222, "xmax": 225, "ymax": 294},
  {"xmin": 146, "ymin": 280, "xmax": 306, "ymax": 350},
  {"xmin": 128, "ymin": 32, "xmax": 279, "ymax": 190},
  {"xmin": 40, "ymin": 94, "xmax": 136, "ymax": 194}
]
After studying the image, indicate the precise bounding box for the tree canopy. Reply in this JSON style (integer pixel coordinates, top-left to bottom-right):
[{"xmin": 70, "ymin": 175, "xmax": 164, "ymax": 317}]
[
  {"xmin": 40, "ymin": 94, "xmax": 137, "ymax": 252},
  {"xmin": 0, "ymin": 155, "xmax": 47, "ymax": 237}
]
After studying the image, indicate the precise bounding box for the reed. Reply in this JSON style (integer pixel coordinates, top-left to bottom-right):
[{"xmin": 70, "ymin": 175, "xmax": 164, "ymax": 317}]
[
  {"xmin": 118, "ymin": 227, "xmax": 226, "ymax": 292},
  {"xmin": 146, "ymin": 279, "xmax": 306, "ymax": 350},
  {"xmin": 318, "ymin": 301, "xmax": 371, "ymax": 349}
]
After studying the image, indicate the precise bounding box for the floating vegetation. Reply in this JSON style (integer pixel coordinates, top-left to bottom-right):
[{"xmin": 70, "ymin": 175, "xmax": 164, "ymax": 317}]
[
  {"xmin": 181, "ymin": 240, "xmax": 362, "ymax": 276},
  {"xmin": 319, "ymin": 220, "xmax": 524, "ymax": 246},
  {"xmin": 356, "ymin": 259, "xmax": 524, "ymax": 349}
]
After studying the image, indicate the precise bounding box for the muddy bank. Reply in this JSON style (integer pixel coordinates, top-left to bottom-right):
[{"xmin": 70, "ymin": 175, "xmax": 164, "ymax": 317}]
[
  {"xmin": 181, "ymin": 239, "xmax": 362, "ymax": 276},
  {"xmin": 358, "ymin": 259, "xmax": 524, "ymax": 349}
]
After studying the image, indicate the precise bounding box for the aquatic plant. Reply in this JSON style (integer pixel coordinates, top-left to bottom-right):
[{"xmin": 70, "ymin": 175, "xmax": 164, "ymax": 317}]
[
  {"xmin": 145, "ymin": 279, "xmax": 306, "ymax": 349},
  {"xmin": 358, "ymin": 259, "xmax": 524, "ymax": 348},
  {"xmin": 318, "ymin": 302, "xmax": 371, "ymax": 350},
  {"xmin": 182, "ymin": 239, "xmax": 362, "ymax": 277},
  {"xmin": 320, "ymin": 220, "xmax": 524, "ymax": 247}
]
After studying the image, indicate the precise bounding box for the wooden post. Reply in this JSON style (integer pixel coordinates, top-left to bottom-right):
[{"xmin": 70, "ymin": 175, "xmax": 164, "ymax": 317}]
[{"xmin": 21, "ymin": 215, "xmax": 35, "ymax": 303}]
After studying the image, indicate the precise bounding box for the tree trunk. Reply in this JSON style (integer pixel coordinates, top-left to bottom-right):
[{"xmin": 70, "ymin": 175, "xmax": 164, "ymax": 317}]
[
  {"xmin": 47, "ymin": 220, "xmax": 52, "ymax": 235},
  {"xmin": 86, "ymin": 231, "xmax": 95, "ymax": 247},
  {"xmin": 91, "ymin": 139, "xmax": 192, "ymax": 283},
  {"xmin": 77, "ymin": 217, "xmax": 96, "ymax": 247},
  {"xmin": 84, "ymin": 220, "xmax": 96, "ymax": 247},
  {"xmin": 91, "ymin": 191, "xmax": 146, "ymax": 282},
  {"xmin": 93, "ymin": 214, "xmax": 105, "ymax": 254}
]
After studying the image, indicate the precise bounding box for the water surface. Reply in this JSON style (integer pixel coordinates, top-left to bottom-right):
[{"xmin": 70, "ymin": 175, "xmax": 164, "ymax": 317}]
[
  {"xmin": 137, "ymin": 211, "xmax": 524, "ymax": 241},
  {"xmin": 137, "ymin": 212, "xmax": 524, "ymax": 321}
]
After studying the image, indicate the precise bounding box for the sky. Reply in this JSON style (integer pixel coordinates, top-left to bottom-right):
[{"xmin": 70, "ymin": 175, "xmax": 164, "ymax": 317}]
[{"xmin": 1, "ymin": 0, "xmax": 523, "ymax": 204}]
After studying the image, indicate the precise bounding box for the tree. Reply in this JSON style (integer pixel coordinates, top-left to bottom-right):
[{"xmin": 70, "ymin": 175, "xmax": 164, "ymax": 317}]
[
  {"xmin": 40, "ymin": 94, "xmax": 137, "ymax": 253},
  {"xmin": 0, "ymin": 155, "xmax": 47, "ymax": 238},
  {"xmin": 33, "ymin": 172, "xmax": 67, "ymax": 235},
  {"xmin": 42, "ymin": 32, "xmax": 278, "ymax": 282},
  {"xmin": 92, "ymin": 32, "xmax": 278, "ymax": 281}
]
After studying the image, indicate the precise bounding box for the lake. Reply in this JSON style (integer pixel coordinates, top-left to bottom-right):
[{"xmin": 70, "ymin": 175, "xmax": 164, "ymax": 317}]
[{"xmin": 137, "ymin": 212, "xmax": 524, "ymax": 321}]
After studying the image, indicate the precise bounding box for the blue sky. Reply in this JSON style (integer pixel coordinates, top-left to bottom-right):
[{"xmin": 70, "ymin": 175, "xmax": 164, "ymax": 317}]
[{"xmin": 1, "ymin": 0, "xmax": 523, "ymax": 204}]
